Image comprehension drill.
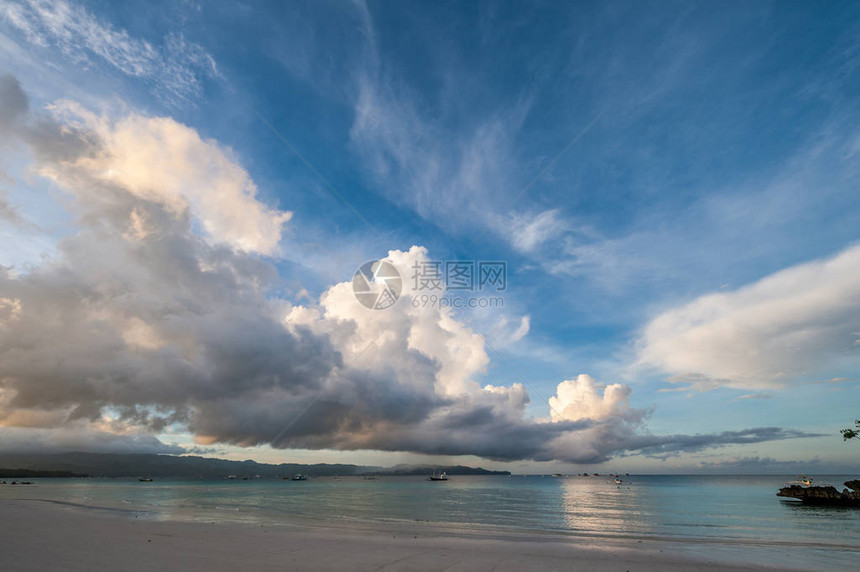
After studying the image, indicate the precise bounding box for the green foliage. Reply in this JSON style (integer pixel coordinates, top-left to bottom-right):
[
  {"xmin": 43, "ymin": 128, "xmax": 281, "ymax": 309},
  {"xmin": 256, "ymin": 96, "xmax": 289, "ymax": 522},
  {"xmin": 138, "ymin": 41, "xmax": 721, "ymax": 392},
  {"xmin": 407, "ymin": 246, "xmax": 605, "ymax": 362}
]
[{"xmin": 841, "ymin": 420, "xmax": 860, "ymax": 441}]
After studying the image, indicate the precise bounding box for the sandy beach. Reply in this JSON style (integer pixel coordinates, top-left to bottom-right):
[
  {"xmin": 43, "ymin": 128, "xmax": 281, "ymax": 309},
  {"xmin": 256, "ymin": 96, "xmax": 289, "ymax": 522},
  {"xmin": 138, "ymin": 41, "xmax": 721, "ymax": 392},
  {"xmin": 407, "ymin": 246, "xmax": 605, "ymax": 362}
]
[{"xmin": 0, "ymin": 498, "xmax": 799, "ymax": 572}]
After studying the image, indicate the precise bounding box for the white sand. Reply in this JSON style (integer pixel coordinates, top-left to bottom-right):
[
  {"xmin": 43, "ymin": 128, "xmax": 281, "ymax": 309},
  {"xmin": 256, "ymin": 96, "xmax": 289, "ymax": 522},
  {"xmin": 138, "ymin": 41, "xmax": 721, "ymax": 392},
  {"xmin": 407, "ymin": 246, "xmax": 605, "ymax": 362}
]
[{"xmin": 0, "ymin": 499, "xmax": 790, "ymax": 571}]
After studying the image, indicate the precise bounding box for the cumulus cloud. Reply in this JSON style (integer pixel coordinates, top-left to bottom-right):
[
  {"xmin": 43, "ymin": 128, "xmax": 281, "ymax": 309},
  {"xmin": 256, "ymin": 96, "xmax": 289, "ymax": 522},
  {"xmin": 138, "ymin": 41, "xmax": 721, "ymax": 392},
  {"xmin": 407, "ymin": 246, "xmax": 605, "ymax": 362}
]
[
  {"xmin": 549, "ymin": 374, "xmax": 643, "ymax": 423},
  {"xmin": 47, "ymin": 102, "xmax": 291, "ymax": 255},
  {"xmin": 0, "ymin": 0, "xmax": 219, "ymax": 105},
  {"xmin": 637, "ymin": 243, "xmax": 860, "ymax": 389},
  {"xmin": 0, "ymin": 76, "xmax": 819, "ymax": 463},
  {"xmin": 0, "ymin": 74, "xmax": 337, "ymax": 445},
  {"xmin": 1, "ymin": 74, "xmax": 290, "ymax": 255}
]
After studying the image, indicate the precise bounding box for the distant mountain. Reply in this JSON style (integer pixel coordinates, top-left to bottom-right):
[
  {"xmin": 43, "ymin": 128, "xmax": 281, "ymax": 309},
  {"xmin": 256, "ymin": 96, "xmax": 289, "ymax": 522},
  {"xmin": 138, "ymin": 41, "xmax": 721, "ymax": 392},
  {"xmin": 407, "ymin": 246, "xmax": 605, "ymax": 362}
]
[
  {"xmin": 0, "ymin": 452, "xmax": 509, "ymax": 478},
  {"xmin": 0, "ymin": 468, "xmax": 88, "ymax": 478},
  {"xmin": 0, "ymin": 452, "xmax": 374, "ymax": 479}
]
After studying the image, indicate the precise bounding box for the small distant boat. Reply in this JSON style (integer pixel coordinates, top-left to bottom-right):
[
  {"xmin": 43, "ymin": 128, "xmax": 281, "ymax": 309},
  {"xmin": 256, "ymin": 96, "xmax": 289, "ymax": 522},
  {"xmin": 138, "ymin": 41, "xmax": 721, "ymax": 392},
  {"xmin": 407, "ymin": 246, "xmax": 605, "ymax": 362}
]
[
  {"xmin": 139, "ymin": 478, "xmax": 154, "ymax": 482},
  {"xmin": 291, "ymin": 473, "xmax": 308, "ymax": 481},
  {"xmin": 428, "ymin": 471, "xmax": 448, "ymax": 481},
  {"xmin": 552, "ymin": 473, "xmax": 563, "ymax": 477},
  {"xmin": 226, "ymin": 475, "xmax": 237, "ymax": 480}
]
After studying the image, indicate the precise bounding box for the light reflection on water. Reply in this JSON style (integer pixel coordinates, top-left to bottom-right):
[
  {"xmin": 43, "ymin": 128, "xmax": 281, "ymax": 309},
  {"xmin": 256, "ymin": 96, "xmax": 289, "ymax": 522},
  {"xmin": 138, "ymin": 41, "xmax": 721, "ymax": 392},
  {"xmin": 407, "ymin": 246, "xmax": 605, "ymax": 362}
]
[{"xmin": 560, "ymin": 477, "xmax": 651, "ymax": 536}]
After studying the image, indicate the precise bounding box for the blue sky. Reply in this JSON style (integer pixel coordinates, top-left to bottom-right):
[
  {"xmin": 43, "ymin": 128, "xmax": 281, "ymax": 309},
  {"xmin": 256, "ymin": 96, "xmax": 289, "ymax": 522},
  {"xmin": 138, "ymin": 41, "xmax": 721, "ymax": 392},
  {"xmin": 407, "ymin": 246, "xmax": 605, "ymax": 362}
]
[{"xmin": 0, "ymin": 0, "xmax": 859, "ymax": 473}]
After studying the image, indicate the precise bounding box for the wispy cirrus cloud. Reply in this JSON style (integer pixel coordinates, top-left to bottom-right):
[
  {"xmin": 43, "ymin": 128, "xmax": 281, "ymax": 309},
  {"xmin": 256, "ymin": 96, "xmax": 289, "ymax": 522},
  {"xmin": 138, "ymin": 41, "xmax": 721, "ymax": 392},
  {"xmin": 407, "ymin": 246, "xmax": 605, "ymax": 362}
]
[
  {"xmin": 0, "ymin": 0, "xmax": 219, "ymax": 105},
  {"xmin": 349, "ymin": 71, "xmax": 533, "ymax": 236},
  {"xmin": 731, "ymin": 393, "xmax": 773, "ymax": 402}
]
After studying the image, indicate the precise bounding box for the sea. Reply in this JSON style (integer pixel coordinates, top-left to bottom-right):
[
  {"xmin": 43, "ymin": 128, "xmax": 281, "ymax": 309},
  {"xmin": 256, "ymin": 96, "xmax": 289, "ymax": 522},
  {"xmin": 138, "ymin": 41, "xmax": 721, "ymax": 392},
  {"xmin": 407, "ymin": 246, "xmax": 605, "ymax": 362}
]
[{"xmin": 2, "ymin": 474, "xmax": 858, "ymax": 570}]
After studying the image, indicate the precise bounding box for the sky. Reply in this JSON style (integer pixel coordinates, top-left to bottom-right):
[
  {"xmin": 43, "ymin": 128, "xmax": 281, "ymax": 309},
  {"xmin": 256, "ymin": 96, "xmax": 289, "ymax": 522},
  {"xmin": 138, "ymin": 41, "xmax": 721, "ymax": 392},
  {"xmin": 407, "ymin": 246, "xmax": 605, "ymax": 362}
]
[{"xmin": 0, "ymin": 0, "xmax": 858, "ymax": 474}]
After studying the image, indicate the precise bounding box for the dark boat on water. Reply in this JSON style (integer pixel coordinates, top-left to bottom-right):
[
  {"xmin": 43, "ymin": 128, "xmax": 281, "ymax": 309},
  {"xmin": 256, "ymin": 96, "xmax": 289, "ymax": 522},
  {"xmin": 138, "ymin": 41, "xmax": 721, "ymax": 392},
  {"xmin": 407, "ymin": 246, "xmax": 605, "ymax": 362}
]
[{"xmin": 428, "ymin": 471, "xmax": 448, "ymax": 481}]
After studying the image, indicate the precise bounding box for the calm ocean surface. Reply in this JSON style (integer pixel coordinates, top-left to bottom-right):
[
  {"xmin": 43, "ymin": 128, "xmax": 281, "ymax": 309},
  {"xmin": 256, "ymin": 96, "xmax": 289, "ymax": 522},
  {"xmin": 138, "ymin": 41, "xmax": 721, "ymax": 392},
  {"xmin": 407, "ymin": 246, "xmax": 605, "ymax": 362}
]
[{"xmin": 3, "ymin": 474, "xmax": 859, "ymax": 570}]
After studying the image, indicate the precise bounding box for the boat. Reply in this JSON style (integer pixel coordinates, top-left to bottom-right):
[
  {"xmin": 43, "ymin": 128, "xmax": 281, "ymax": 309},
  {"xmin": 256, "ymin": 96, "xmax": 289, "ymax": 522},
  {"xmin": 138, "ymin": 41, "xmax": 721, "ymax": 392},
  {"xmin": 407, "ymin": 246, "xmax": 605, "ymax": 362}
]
[
  {"xmin": 226, "ymin": 475, "xmax": 237, "ymax": 480},
  {"xmin": 291, "ymin": 473, "xmax": 308, "ymax": 481},
  {"xmin": 139, "ymin": 478, "xmax": 153, "ymax": 482},
  {"xmin": 428, "ymin": 471, "xmax": 448, "ymax": 481}
]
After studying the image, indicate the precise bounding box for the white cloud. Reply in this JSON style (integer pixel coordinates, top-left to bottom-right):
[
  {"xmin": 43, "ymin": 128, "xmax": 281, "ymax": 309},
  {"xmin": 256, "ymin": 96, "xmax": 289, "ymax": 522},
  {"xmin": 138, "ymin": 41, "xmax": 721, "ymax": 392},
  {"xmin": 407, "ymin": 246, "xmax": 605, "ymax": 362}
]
[
  {"xmin": 637, "ymin": 243, "xmax": 860, "ymax": 389},
  {"xmin": 505, "ymin": 209, "xmax": 568, "ymax": 253},
  {"xmin": 38, "ymin": 100, "xmax": 291, "ymax": 255},
  {"xmin": 549, "ymin": 374, "xmax": 640, "ymax": 423},
  {"xmin": 0, "ymin": 0, "xmax": 218, "ymax": 105},
  {"xmin": 286, "ymin": 245, "xmax": 493, "ymax": 398}
]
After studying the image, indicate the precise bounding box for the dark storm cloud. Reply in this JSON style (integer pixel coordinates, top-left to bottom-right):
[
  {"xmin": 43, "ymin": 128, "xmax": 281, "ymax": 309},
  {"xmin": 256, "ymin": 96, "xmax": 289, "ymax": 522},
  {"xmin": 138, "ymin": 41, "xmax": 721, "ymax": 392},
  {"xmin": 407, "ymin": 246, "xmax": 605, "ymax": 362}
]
[{"xmin": 0, "ymin": 76, "xmax": 821, "ymax": 463}]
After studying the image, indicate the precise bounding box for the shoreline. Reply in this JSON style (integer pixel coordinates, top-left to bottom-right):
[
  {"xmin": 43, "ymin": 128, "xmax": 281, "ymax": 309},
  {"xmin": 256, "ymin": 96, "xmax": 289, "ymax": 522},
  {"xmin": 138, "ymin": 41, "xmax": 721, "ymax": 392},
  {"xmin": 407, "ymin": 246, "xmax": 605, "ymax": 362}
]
[
  {"xmin": 8, "ymin": 493, "xmax": 857, "ymax": 554},
  {"xmin": 0, "ymin": 498, "xmax": 829, "ymax": 572}
]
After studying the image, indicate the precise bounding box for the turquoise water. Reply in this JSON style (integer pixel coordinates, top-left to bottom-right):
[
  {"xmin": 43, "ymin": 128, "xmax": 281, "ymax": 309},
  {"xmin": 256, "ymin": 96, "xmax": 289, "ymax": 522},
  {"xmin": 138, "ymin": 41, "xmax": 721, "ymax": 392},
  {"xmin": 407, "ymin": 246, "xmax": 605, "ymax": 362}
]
[{"xmin": 3, "ymin": 474, "xmax": 859, "ymax": 570}]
